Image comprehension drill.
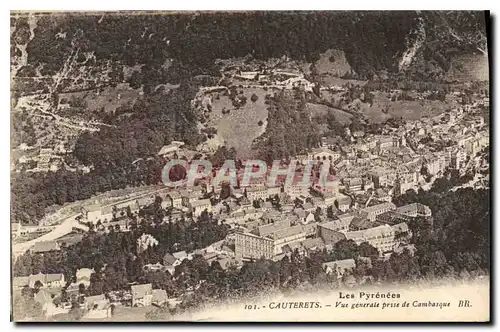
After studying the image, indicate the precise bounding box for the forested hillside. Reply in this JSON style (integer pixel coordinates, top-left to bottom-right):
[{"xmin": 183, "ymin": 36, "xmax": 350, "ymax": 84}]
[{"xmin": 14, "ymin": 11, "xmax": 488, "ymax": 81}]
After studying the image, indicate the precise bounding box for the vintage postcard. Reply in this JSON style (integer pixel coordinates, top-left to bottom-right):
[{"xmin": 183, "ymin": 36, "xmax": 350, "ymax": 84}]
[{"xmin": 10, "ymin": 10, "xmax": 490, "ymax": 322}]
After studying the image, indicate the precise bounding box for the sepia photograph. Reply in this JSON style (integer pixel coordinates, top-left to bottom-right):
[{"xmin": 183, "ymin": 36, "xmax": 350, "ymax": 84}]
[{"xmin": 9, "ymin": 10, "xmax": 491, "ymax": 322}]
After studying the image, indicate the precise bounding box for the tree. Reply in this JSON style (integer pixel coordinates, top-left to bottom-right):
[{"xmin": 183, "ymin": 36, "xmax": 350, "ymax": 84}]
[
  {"xmin": 358, "ymin": 242, "xmax": 379, "ymax": 258},
  {"xmin": 251, "ymin": 93, "xmax": 259, "ymax": 102},
  {"xmin": 33, "ymin": 280, "xmax": 43, "ymax": 293},
  {"xmin": 78, "ymin": 283, "xmax": 86, "ymax": 295}
]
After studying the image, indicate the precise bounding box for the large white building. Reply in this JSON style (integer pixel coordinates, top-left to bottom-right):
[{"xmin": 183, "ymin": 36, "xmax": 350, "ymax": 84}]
[
  {"xmin": 361, "ymin": 202, "xmax": 396, "ymax": 221},
  {"xmin": 235, "ymin": 224, "xmax": 307, "ymax": 260},
  {"xmin": 345, "ymin": 224, "xmax": 395, "ymax": 254}
]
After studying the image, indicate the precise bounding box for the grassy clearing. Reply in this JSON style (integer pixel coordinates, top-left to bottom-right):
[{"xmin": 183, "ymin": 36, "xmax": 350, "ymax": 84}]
[
  {"xmin": 305, "ymin": 103, "xmax": 353, "ymax": 124},
  {"xmin": 207, "ymin": 87, "xmax": 270, "ymax": 158},
  {"xmin": 315, "ymin": 49, "xmax": 353, "ymax": 77},
  {"xmin": 364, "ymin": 91, "xmax": 459, "ymax": 123},
  {"xmin": 321, "ymin": 90, "xmax": 456, "ymax": 124},
  {"xmin": 58, "ymin": 83, "xmax": 141, "ymax": 115}
]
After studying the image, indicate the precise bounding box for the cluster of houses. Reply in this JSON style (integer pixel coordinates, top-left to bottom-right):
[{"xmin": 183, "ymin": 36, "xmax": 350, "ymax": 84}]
[
  {"xmin": 13, "ymin": 240, "xmax": 237, "ymax": 319},
  {"xmin": 234, "ymin": 200, "xmax": 430, "ymax": 262}
]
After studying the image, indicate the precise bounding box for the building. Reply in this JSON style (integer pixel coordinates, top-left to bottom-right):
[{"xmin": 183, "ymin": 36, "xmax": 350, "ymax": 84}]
[
  {"xmin": 28, "ymin": 273, "xmax": 66, "ymax": 289},
  {"xmin": 450, "ymin": 149, "xmax": 467, "ymax": 169},
  {"xmin": 84, "ymin": 294, "xmax": 109, "ymax": 310},
  {"xmin": 166, "ymin": 191, "xmax": 183, "ymax": 209},
  {"xmin": 246, "ymin": 186, "xmax": 269, "ymax": 201},
  {"xmin": 257, "ymin": 220, "xmax": 291, "ymax": 236},
  {"xmin": 374, "ymin": 188, "xmax": 392, "ymax": 202},
  {"xmin": 30, "ymin": 241, "xmax": 61, "ymax": 254},
  {"xmin": 13, "ymin": 276, "xmax": 30, "ymax": 290},
  {"xmin": 270, "ymin": 225, "xmax": 307, "ymax": 255},
  {"xmin": 345, "ymin": 224, "xmax": 395, "ymax": 254},
  {"xmin": 342, "ymin": 178, "xmax": 364, "ymax": 192},
  {"xmin": 17, "ymin": 225, "xmax": 56, "ymax": 237},
  {"xmin": 394, "ymin": 203, "xmax": 432, "ymax": 218},
  {"xmin": 235, "ymin": 232, "xmax": 274, "ymax": 260},
  {"xmin": 235, "ymin": 224, "xmax": 308, "ymax": 260},
  {"xmin": 318, "ymin": 221, "xmax": 349, "ymax": 245},
  {"xmin": 391, "ymin": 222, "xmax": 411, "ymax": 244},
  {"xmin": 131, "ymin": 283, "xmax": 153, "ymax": 307},
  {"xmin": 172, "ymin": 251, "xmax": 189, "ymax": 263},
  {"xmin": 182, "ymin": 191, "xmax": 202, "ymax": 207},
  {"xmin": 424, "ymin": 154, "xmax": 447, "ymax": 176},
  {"xmin": 334, "ymin": 194, "xmax": 351, "ymax": 212},
  {"xmin": 284, "ymin": 183, "xmax": 310, "ymax": 199},
  {"xmin": 369, "ymin": 167, "xmax": 397, "ymax": 188},
  {"xmin": 322, "ymin": 259, "xmax": 356, "ymax": 279},
  {"xmin": 375, "ymin": 211, "xmax": 413, "ymax": 226},
  {"xmin": 34, "ymin": 289, "xmax": 57, "ymax": 315},
  {"xmin": 377, "ymin": 136, "xmax": 399, "ymax": 150},
  {"xmin": 312, "ymin": 177, "xmax": 340, "ymax": 197},
  {"xmin": 190, "ymin": 199, "xmax": 212, "ymax": 217},
  {"xmin": 266, "ymin": 185, "xmax": 282, "ymax": 197},
  {"xmin": 283, "ymin": 238, "xmax": 326, "ymax": 256},
  {"xmin": 308, "ymin": 147, "xmax": 341, "ymax": 162},
  {"xmin": 75, "ymin": 268, "xmax": 94, "ymax": 288},
  {"xmin": 395, "ymin": 171, "xmax": 419, "ymax": 195},
  {"xmin": 361, "ymin": 202, "xmax": 396, "ymax": 221},
  {"xmin": 158, "ymin": 141, "xmax": 185, "ymax": 157},
  {"xmin": 12, "ymin": 223, "xmax": 21, "ymax": 238}
]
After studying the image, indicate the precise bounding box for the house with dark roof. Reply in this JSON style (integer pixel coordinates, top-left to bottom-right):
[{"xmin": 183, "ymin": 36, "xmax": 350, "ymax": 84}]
[
  {"xmin": 349, "ymin": 216, "xmax": 381, "ymax": 231},
  {"xmin": 163, "ymin": 253, "xmax": 177, "ymax": 266}
]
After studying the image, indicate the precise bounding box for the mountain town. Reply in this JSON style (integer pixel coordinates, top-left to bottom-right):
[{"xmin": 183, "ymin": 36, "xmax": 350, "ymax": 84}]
[{"xmin": 10, "ymin": 11, "xmax": 490, "ymax": 322}]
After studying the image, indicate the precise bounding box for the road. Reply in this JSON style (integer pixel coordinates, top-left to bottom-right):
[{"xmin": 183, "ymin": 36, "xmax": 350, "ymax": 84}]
[
  {"xmin": 12, "ymin": 186, "xmax": 172, "ymax": 260},
  {"xmin": 12, "ymin": 214, "xmax": 81, "ymax": 260}
]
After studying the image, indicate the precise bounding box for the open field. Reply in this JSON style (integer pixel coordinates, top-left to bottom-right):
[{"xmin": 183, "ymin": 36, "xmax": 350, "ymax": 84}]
[
  {"xmin": 58, "ymin": 83, "xmax": 141, "ymax": 116},
  {"xmin": 305, "ymin": 102, "xmax": 353, "ymax": 124},
  {"xmin": 207, "ymin": 87, "xmax": 270, "ymax": 158},
  {"xmin": 321, "ymin": 90, "xmax": 457, "ymax": 124},
  {"xmin": 366, "ymin": 91, "xmax": 459, "ymax": 123}
]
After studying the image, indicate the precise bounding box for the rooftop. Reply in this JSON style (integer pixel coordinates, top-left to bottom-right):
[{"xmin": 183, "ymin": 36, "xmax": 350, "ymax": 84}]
[
  {"xmin": 362, "ymin": 202, "xmax": 396, "ymax": 214},
  {"xmin": 345, "ymin": 224, "xmax": 394, "ymax": 240},
  {"xmin": 323, "ymin": 258, "xmax": 356, "ymax": 270},
  {"xmin": 31, "ymin": 241, "xmax": 60, "ymax": 253}
]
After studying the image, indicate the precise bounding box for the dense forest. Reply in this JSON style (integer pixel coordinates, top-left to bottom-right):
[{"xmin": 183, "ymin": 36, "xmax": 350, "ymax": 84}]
[
  {"xmin": 394, "ymin": 186, "xmax": 490, "ymax": 275},
  {"xmin": 11, "ymin": 79, "xmax": 206, "ymax": 224},
  {"xmin": 253, "ymin": 91, "xmax": 321, "ymax": 163},
  {"xmin": 15, "ymin": 11, "xmax": 488, "ymax": 80}
]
